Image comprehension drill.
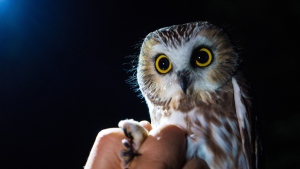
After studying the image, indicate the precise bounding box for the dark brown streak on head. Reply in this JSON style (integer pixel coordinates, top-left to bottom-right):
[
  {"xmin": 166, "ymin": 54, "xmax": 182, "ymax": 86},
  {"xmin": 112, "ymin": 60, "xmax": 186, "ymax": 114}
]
[{"xmin": 147, "ymin": 22, "xmax": 212, "ymax": 49}]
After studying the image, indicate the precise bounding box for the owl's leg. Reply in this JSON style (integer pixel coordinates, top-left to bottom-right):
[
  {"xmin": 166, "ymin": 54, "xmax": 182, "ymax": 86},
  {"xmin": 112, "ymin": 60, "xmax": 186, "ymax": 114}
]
[{"xmin": 118, "ymin": 119, "xmax": 149, "ymax": 166}]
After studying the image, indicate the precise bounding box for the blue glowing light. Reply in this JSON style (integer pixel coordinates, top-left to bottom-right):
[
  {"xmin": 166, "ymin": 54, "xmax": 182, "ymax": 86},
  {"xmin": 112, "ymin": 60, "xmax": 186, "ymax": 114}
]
[{"xmin": 0, "ymin": 0, "xmax": 9, "ymax": 14}]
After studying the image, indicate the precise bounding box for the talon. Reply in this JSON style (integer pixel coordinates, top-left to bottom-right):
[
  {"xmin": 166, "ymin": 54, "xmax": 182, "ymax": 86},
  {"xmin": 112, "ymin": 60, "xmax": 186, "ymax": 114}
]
[
  {"xmin": 118, "ymin": 119, "xmax": 149, "ymax": 166},
  {"xmin": 122, "ymin": 139, "xmax": 131, "ymax": 149},
  {"xmin": 120, "ymin": 150, "xmax": 135, "ymax": 164},
  {"xmin": 122, "ymin": 127, "xmax": 133, "ymax": 140},
  {"xmin": 120, "ymin": 149, "xmax": 141, "ymax": 165},
  {"xmin": 121, "ymin": 149, "xmax": 133, "ymax": 157}
]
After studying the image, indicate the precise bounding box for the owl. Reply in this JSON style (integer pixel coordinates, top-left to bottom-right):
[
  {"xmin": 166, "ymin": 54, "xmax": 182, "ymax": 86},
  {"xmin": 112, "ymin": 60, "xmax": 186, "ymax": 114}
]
[{"xmin": 119, "ymin": 21, "xmax": 262, "ymax": 169}]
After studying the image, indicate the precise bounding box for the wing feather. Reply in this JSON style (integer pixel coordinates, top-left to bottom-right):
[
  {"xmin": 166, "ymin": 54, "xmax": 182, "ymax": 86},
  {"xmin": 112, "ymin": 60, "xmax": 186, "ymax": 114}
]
[
  {"xmin": 232, "ymin": 73, "xmax": 263, "ymax": 169},
  {"xmin": 232, "ymin": 77, "xmax": 251, "ymax": 169}
]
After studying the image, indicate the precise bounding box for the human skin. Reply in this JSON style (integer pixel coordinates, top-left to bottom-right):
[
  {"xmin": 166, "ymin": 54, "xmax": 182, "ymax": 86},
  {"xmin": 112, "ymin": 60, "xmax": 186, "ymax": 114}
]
[{"xmin": 84, "ymin": 121, "xmax": 208, "ymax": 169}]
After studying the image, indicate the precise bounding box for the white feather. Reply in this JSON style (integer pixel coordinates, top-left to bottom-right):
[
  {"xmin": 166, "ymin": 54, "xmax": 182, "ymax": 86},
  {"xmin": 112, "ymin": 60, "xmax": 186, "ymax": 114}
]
[{"xmin": 232, "ymin": 77, "xmax": 250, "ymax": 169}]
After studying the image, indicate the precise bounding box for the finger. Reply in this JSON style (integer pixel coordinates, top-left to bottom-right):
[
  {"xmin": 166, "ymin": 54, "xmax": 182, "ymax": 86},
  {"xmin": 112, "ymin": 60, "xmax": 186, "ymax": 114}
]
[
  {"xmin": 182, "ymin": 158, "xmax": 209, "ymax": 169},
  {"xmin": 130, "ymin": 125, "xmax": 187, "ymax": 169},
  {"xmin": 139, "ymin": 120, "xmax": 152, "ymax": 131},
  {"xmin": 84, "ymin": 128, "xmax": 125, "ymax": 169}
]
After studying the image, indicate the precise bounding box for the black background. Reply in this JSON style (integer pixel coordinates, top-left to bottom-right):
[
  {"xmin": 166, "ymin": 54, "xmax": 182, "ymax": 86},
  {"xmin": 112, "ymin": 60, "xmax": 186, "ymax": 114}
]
[{"xmin": 0, "ymin": 0, "xmax": 299, "ymax": 168}]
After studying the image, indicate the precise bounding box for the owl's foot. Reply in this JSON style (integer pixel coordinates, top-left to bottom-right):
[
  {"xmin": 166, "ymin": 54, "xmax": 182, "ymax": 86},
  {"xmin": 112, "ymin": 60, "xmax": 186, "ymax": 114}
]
[{"xmin": 118, "ymin": 119, "xmax": 149, "ymax": 166}]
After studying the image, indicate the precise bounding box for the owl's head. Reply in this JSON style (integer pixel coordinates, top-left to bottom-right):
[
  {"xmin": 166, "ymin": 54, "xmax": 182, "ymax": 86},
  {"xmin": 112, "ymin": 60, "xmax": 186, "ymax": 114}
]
[{"xmin": 137, "ymin": 21, "xmax": 238, "ymax": 109}]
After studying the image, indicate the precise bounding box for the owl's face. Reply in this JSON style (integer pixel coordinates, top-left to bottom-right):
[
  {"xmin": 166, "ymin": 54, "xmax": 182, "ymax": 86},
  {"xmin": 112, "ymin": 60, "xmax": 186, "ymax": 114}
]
[{"xmin": 137, "ymin": 22, "xmax": 238, "ymax": 109}]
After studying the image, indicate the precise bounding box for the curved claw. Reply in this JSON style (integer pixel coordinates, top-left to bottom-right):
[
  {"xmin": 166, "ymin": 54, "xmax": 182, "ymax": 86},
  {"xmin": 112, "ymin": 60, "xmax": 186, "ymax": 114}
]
[
  {"xmin": 122, "ymin": 139, "xmax": 131, "ymax": 149},
  {"xmin": 118, "ymin": 119, "xmax": 149, "ymax": 166},
  {"xmin": 120, "ymin": 149, "xmax": 135, "ymax": 165},
  {"xmin": 122, "ymin": 127, "xmax": 133, "ymax": 140}
]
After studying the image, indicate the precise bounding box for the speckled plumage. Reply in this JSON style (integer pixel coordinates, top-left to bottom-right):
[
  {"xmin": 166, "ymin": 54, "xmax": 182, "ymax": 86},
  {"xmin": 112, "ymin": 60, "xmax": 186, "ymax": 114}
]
[{"xmin": 120, "ymin": 21, "xmax": 261, "ymax": 169}]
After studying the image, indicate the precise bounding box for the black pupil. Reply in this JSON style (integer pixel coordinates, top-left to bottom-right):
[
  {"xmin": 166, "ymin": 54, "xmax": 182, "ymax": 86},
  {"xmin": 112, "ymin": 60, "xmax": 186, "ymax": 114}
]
[
  {"xmin": 158, "ymin": 58, "xmax": 169, "ymax": 70},
  {"xmin": 196, "ymin": 51, "xmax": 209, "ymax": 63}
]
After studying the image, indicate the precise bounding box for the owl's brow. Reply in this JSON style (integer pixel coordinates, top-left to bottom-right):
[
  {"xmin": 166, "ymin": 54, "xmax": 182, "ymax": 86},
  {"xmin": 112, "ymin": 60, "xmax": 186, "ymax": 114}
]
[{"xmin": 148, "ymin": 22, "xmax": 210, "ymax": 48}]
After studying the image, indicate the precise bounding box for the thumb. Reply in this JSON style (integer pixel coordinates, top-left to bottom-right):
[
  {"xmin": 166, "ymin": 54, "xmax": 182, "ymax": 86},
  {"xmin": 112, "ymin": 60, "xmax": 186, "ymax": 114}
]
[{"xmin": 130, "ymin": 125, "xmax": 187, "ymax": 169}]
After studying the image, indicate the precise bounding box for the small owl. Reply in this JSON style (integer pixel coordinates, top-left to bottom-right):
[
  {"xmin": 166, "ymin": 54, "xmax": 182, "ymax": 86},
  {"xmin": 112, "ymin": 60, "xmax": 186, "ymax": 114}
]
[{"xmin": 119, "ymin": 21, "xmax": 261, "ymax": 169}]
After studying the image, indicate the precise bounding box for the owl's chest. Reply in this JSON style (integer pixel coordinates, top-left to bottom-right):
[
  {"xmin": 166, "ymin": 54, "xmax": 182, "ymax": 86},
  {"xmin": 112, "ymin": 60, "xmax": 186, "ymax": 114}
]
[
  {"xmin": 149, "ymin": 91, "xmax": 238, "ymax": 131},
  {"xmin": 149, "ymin": 98, "xmax": 242, "ymax": 169},
  {"xmin": 150, "ymin": 103, "xmax": 238, "ymax": 138}
]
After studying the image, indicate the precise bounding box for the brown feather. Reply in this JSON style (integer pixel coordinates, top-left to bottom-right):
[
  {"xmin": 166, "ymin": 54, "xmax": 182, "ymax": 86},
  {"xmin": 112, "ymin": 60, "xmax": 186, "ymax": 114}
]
[{"xmin": 136, "ymin": 21, "xmax": 259, "ymax": 169}]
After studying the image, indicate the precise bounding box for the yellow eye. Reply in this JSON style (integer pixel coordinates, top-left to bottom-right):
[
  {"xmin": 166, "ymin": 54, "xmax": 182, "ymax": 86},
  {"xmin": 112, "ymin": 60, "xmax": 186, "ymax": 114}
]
[
  {"xmin": 194, "ymin": 47, "xmax": 213, "ymax": 67},
  {"xmin": 155, "ymin": 54, "xmax": 172, "ymax": 74}
]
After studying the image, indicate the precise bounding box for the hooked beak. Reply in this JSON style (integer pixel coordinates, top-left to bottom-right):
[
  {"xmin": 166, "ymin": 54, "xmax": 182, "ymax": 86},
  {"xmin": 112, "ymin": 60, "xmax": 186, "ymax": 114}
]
[{"xmin": 177, "ymin": 70, "xmax": 191, "ymax": 95}]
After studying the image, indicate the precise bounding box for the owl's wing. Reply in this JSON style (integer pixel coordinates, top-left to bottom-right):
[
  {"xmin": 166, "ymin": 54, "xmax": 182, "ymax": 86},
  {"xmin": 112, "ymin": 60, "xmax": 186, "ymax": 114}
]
[{"xmin": 232, "ymin": 73, "xmax": 263, "ymax": 169}]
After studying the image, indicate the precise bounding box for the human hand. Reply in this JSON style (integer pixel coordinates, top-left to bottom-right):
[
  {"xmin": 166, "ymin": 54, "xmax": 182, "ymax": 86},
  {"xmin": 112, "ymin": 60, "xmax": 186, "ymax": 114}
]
[{"xmin": 84, "ymin": 121, "xmax": 208, "ymax": 169}]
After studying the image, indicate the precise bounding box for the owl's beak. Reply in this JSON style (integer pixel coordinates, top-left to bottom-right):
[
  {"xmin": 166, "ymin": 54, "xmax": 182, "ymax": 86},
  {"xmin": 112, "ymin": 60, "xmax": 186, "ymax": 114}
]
[{"xmin": 177, "ymin": 71, "xmax": 191, "ymax": 95}]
